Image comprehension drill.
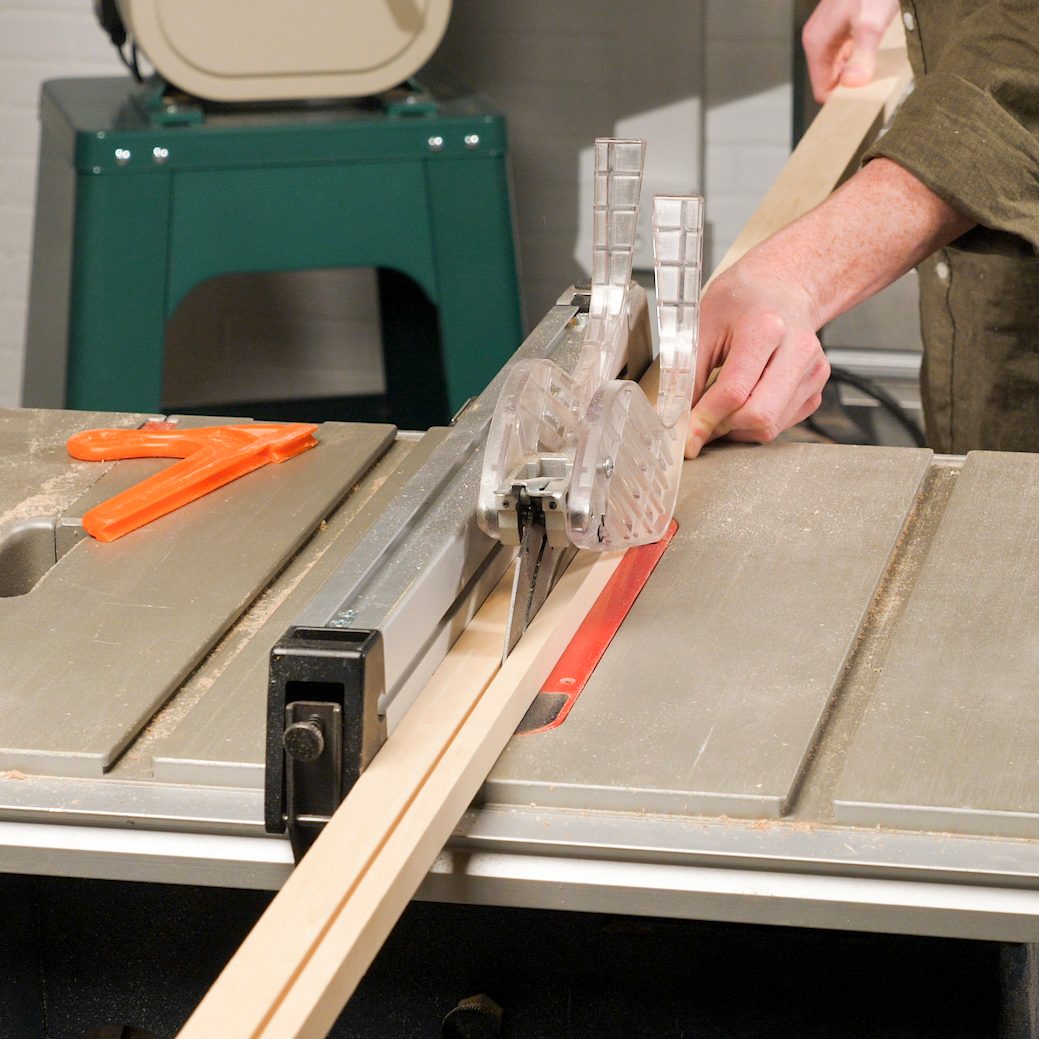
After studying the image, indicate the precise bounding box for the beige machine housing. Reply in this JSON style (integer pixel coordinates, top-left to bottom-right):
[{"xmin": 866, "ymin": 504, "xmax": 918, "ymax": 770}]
[{"xmin": 117, "ymin": 0, "xmax": 453, "ymax": 102}]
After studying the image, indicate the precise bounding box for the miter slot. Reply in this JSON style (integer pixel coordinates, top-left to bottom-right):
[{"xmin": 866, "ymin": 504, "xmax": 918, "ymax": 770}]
[
  {"xmin": 834, "ymin": 451, "xmax": 1039, "ymax": 838},
  {"xmin": 0, "ymin": 516, "xmax": 58, "ymax": 598},
  {"xmin": 146, "ymin": 433, "xmax": 438, "ymax": 792},
  {"xmin": 781, "ymin": 459, "xmax": 961, "ymax": 822},
  {"xmin": 0, "ymin": 408, "xmax": 151, "ymax": 565}
]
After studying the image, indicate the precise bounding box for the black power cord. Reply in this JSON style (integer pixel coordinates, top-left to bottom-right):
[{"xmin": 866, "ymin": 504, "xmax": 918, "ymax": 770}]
[
  {"xmin": 809, "ymin": 364, "xmax": 927, "ymax": 448},
  {"xmin": 94, "ymin": 0, "xmax": 143, "ymax": 82}
]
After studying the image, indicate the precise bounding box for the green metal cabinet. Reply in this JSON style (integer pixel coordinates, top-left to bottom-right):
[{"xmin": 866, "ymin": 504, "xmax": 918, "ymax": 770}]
[{"xmin": 22, "ymin": 78, "xmax": 523, "ymax": 427}]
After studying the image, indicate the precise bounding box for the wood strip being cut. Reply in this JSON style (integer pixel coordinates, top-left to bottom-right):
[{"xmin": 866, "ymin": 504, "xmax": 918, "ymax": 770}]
[
  {"xmin": 706, "ymin": 17, "xmax": 909, "ymax": 287},
  {"xmin": 179, "ymin": 23, "xmax": 911, "ymax": 1038},
  {"xmin": 178, "ymin": 549, "xmax": 623, "ymax": 1039},
  {"xmin": 641, "ymin": 18, "xmax": 908, "ymax": 401}
]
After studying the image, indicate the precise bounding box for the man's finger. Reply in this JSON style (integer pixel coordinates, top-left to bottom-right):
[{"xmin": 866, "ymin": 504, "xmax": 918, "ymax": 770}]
[
  {"xmin": 691, "ymin": 299, "xmax": 727, "ymax": 401},
  {"xmin": 685, "ymin": 375, "xmax": 747, "ymax": 459},
  {"xmin": 706, "ymin": 418, "xmax": 731, "ymax": 444},
  {"xmin": 724, "ymin": 388, "xmax": 824, "ymax": 443},
  {"xmin": 720, "ymin": 343, "xmax": 819, "ymax": 444},
  {"xmin": 789, "ymin": 392, "xmax": 825, "ymax": 428},
  {"xmin": 774, "ymin": 356, "xmax": 830, "ymax": 431},
  {"xmin": 705, "ymin": 340, "xmax": 828, "ymax": 447},
  {"xmin": 841, "ymin": 16, "xmax": 885, "ymax": 86},
  {"xmin": 686, "ymin": 355, "xmax": 780, "ymax": 458},
  {"xmin": 686, "ymin": 316, "xmax": 786, "ymax": 459},
  {"xmin": 802, "ymin": 6, "xmax": 852, "ymax": 102}
]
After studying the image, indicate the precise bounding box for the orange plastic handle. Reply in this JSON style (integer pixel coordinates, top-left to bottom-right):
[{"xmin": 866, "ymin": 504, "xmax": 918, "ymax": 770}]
[{"xmin": 67, "ymin": 422, "xmax": 319, "ymax": 542}]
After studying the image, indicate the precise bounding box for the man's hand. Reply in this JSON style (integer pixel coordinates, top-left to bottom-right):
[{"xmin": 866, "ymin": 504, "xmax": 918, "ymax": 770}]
[
  {"xmin": 686, "ymin": 266, "xmax": 830, "ymax": 458},
  {"xmin": 685, "ymin": 159, "xmax": 974, "ymax": 460},
  {"xmin": 802, "ymin": 0, "xmax": 900, "ymax": 102}
]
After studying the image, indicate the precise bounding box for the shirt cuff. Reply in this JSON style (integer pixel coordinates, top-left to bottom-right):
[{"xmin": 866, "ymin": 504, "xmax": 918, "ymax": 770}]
[{"xmin": 864, "ymin": 70, "xmax": 1039, "ymax": 253}]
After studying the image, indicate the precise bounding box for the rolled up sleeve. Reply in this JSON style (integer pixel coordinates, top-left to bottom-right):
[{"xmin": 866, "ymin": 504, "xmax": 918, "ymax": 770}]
[{"xmin": 865, "ymin": 1, "xmax": 1039, "ymax": 251}]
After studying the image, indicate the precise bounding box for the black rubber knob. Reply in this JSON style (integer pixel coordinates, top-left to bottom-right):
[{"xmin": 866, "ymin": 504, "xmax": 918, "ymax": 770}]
[
  {"xmin": 283, "ymin": 719, "xmax": 325, "ymax": 762},
  {"xmin": 441, "ymin": 995, "xmax": 503, "ymax": 1038}
]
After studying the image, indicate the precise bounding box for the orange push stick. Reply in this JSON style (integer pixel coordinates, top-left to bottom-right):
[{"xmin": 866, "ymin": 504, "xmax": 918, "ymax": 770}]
[{"xmin": 67, "ymin": 422, "xmax": 319, "ymax": 542}]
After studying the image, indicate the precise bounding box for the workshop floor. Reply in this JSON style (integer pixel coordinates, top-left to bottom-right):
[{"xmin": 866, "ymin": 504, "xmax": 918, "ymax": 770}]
[{"xmin": 1, "ymin": 875, "xmax": 1003, "ymax": 1038}]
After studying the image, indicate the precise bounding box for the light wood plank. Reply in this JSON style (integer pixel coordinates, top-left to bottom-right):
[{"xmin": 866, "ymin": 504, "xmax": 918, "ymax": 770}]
[
  {"xmin": 707, "ymin": 18, "xmax": 909, "ymax": 287},
  {"xmin": 640, "ymin": 20, "xmax": 909, "ymax": 409},
  {"xmin": 177, "ymin": 548, "xmax": 623, "ymax": 1039}
]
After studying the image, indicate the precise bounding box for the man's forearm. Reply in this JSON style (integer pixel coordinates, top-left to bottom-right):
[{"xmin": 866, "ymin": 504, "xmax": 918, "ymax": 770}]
[
  {"xmin": 684, "ymin": 157, "xmax": 975, "ymax": 457},
  {"xmin": 746, "ymin": 157, "xmax": 975, "ymax": 329}
]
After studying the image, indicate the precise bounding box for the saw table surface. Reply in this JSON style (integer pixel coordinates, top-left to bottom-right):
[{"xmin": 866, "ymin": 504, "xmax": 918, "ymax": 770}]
[{"xmin": 2, "ymin": 406, "xmax": 1039, "ymax": 941}]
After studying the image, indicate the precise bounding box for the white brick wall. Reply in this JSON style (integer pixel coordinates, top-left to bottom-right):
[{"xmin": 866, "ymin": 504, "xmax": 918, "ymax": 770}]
[
  {"xmin": 0, "ymin": 0, "xmax": 123, "ymax": 407},
  {"xmin": 433, "ymin": 0, "xmax": 707, "ymax": 320},
  {"xmin": 705, "ymin": 0, "xmax": 794, "ymax": 270},
  {"xmin": 0, "ymin": 1, "xmax": 800, "ymax": 410}
]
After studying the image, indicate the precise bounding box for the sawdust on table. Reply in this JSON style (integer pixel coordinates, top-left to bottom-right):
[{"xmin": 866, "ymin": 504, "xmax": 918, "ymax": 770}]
[
  {"xmin": 118, "ymin": 444, "xmax": 405, "ymax": 768},
  {"xmin": 744, "ymin": 816, "xmax": 816, "ymax": 833},
  {"xmin": 0, "ymin": 469, "xmax": 94, "ymax": 529}
]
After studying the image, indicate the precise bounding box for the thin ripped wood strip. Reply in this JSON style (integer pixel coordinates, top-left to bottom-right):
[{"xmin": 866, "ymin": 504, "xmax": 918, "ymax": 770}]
[{"xmin": 178, "ymin": 549, "xmax": 623, "ymax": 1039}]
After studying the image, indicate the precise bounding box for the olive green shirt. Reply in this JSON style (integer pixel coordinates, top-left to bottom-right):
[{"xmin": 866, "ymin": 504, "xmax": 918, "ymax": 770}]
[{"xmin": 863, "ymin": 0, "xmax": 1039, "ymax": 453}]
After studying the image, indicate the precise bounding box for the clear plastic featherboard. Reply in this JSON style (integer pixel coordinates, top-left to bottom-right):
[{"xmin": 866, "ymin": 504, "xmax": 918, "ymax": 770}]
[{"xmin": 478, "ymin": 138, "xmax": 704, "ymax": 552}]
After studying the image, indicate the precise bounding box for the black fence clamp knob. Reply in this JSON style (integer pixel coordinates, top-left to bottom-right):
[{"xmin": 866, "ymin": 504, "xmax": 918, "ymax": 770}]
[{"xmin": 265, "ymin": 627, "xmax": 386, "ymax": 860}]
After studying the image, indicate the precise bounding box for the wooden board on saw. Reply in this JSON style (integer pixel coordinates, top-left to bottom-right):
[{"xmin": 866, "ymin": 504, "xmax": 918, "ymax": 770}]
[{"xmin": 178, "ymin": 549, "xmax": 624, "ymax": 1039}]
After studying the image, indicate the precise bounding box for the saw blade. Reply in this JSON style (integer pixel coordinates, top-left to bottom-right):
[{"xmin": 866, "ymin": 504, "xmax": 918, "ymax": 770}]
[{"xmin": 503, "ymin": 518, "xmax": 577, "ymax": 663}]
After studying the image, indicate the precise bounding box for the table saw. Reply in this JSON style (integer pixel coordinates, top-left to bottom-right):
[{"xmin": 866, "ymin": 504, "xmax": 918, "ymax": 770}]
[{"xmin": 4, "ymin": 281, "xmax": 1039, "ymax": 949}]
